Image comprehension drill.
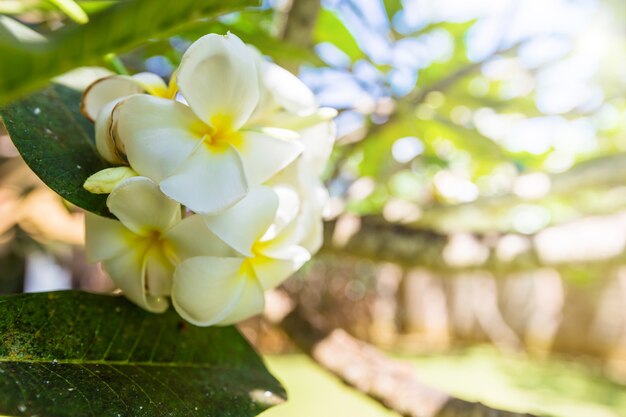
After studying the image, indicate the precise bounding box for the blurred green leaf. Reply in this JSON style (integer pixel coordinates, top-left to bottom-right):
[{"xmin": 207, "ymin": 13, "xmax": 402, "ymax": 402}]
[
  {"xmin": 0, "ymin": 84, "xmax": 112, "ymax": 217},
  {"xmin": 429, "ymin": 118, "xmax": 503, "ymax": 174},
  {"xmin": 0, "ymin": 0, "xmax": 256, "ymax": 105},
  {"xmin": 0, "ymin": 290, "xmax": 285, "ymax": 417},
  {"xmin": 314, "ymin": 8, "xmax": 364, "ymax": 61},
  {"xmin": 359, "ymin": 114, "xmax": 420, "ymax": 178},
  {"xmin": 413, "ymin": 22, "xmax": 476, "ymax": 90},
  {"xmin": 48, "ymin": 0, "xmax": 89, "ymax": 24},
  {"xmin": 382, "ymin": 0, "xmax": 403, "ymax": 20}
]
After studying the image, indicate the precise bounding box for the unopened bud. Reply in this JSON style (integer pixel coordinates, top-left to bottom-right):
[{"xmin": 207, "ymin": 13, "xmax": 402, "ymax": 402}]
[{"xmin": 84, "ymin": 167, "xmax": 137, "ymax": 194}]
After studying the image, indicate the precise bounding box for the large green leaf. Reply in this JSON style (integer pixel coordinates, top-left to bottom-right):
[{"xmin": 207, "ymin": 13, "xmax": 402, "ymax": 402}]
[
  {"xmin": 0, "ymin": 0, "xmax": 257, "ymax": 105},
  {"xmin": 0, "ymin": 291, "xmax": 285, "ymax": 417},
  {"xmin": 0, "ymin": 84, "xmax": 113, "ymax": 217}
]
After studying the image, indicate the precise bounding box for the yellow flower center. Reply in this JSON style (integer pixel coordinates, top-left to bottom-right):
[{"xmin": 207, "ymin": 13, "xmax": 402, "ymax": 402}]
[
  {"xmin": 146, "ymin": 73, "xmax": 178, "ymax": 99},
  {"xmin": 239, "ymin": 258, "xmax": 257, "ymax": 279},
  {"xmin": 143, "ymin": 230, "xmax": 177, "ymax": 264},
  {"xmin": 196, "ymin": 114, "xmax": 243, "ymax": 152}
]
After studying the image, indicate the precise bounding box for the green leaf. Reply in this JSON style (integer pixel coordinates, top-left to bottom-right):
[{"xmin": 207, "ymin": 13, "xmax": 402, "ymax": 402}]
[
  {"xmin": 0, "ymin": 84, "xmax": 113, "ymax": 217},
  {"xmin": 314, "ymin": 9, "xmax": 364, "ymax": 61},
  {"xmin": 0, "ymin": 0, "xmax": 257, "ymax": 105},
  {"xmin": 382, "ymin": 0, "xmax": 403, "ymax": 20},
  {"xmin": 0, "ymin": 291, "xmax": 285, "ymax": 417},
  {"xmin": 49, "ymin": 0, "xmax": 90, "ymax": 24}
]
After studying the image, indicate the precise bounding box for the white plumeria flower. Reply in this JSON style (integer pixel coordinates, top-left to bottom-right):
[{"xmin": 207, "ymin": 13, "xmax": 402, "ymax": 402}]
[
  {"xmin": 80, "ymin": 34, "xmax": 337, "ymax": 326},
  {"xmin": 81, "ymin": 72, "xmax": 177, "ymax": 165},
  {"xmin": 85, "ymin": 176, "xmax": 233, "ymax": 313},
  {"xmin": 111, "ymin": 33, "xmax": 303, "ymax": 214},
  {"xmin": 171, "ymin": 186, "xmax": 310, "ymax": 326}
]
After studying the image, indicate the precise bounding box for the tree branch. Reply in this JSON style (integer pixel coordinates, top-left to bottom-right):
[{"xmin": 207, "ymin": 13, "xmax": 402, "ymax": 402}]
[
  {"xmin": 321, "ymin": 212, "xmax": 626, "ymax": 273},
  {"xmin": 278, "ymin": 306, "xmax": 540, "ymax": 417},
  {"xmin": 407, "ymin": 39, "xmax": 529, "ymax": 105}
]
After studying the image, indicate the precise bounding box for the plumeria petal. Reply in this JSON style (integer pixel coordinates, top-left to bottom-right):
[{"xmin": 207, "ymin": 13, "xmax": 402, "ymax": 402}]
[
  {"xmin": 262, "ymin": 61, "xmax": 317, "ymax": 116},
  {"xmin": 248, "ymin": 46, "xmax": 278, "ymax": 122},
  {"xmin": 251, "ymin": 246, "xmax": 310, "ymax": 290},
  {"xmin": 282, "ymin": 185, "xmax": 327, "ymax": 254},
  {"xmin": 81, "ymin": 75, "xmax": 144, "ymax": 122},
  {"xmin": 253, "ymin": 107, "xmax": 338, "ymax": 131},
  {"xmin": 261, "ymin": 185, "xmax": 300, "ymax": 242},
  {"xmin": 103, "ymin": 248, "xmax": 169, "ymax": 313},
  {"xmin": 144, "ymin": 247, "xmax": 175, "ymax": 297},
  {"xmin": 172, "ymin": 257, "xmax": 246, "ymax": 326},
  {"xmin": 270, "ymin": 122, "xmax": 335, "ymax": 188},
  {"xmin": 203, "ymin": 186, "xmax": 277, "ymax": 257},
  {"xmin": 130, "ymin": 72, "xmax": 170, "ymax": 97},
  {"xmin": 217, "ymin": 267, "xmax": 265, "ymax": 325},
  {"xmin": 236, "ymin": 132, "xmax": 303, "ymax": 185},
  {"xmin": 94, "ymin": 98, "xmax": 127, "ymax": 164},
  {"xmin": 84, "ymin": 213, "xmax": 134, "ymax": 262},
  {"xmin": 298, "ymin": 211, "xmax": 325, "ymax": 254},
  {"xmin": 299, "ymin": 121, "xmax": 336, "ymax": 179},
  {"xmin": 115, "ymin": 95, "xmax": 201, "ymax": 183},
  {"xmin": 177, "ymin": 33, "xmax": 259, "ymax": 129},
  {"xmin": 160, "ymin": 144, "xmax": 248, "ymax": 214},
  {"xmin": 255, "ymin": 127, "xmax": 300, "ymax": 141},
  {"xmin": 107, "ymin": 177, "xmax": 180, "ymax": 236},
  {"xmin": 166, "ymin": 215, "xmax": 236, "ymax": 260}
]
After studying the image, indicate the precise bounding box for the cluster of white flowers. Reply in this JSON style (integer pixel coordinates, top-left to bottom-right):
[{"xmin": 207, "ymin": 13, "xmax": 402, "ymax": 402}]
[{"xmin": 81, "ymin": 33, "xmax": 336, "ymax": 326}]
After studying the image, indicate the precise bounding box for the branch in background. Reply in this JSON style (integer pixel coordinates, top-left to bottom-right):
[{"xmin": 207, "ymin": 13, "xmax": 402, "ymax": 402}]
[
  {"xmin": 279, "ymin": 0, "xmax": 321, "ymax": 72},
  {"xmin": 277, "ymin": 305, "xmax": 539, "ymax": 417},
  {"xmin": 280, "ymin": 0, "xmax": 320, "ymax": 47},
  {"xmin": 407, "ymin": 39, "xmax": 528, "ymax": 105},
  {"xmin": 322, "ymin": 212, "xmax": 626, "ymax": 273}
]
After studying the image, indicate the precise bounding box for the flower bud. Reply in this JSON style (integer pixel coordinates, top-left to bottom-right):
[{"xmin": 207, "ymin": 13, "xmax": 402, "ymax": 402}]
[{"xmin": 83, "ymin": 166, "xmax": 138, "ymax": 194}]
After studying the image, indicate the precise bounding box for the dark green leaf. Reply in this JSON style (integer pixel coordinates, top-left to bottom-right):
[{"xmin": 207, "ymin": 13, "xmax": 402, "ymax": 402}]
[
  {"xmin": 0, "ymin": 0, "xmax": 257, "ymax": 105},
  {"xmin": 0, "ymin": 291, "xmax": 285, "ymax": 417},
  {"xmin": 0, "ymin": 84, "xmax": 112, "ymax": 217}
]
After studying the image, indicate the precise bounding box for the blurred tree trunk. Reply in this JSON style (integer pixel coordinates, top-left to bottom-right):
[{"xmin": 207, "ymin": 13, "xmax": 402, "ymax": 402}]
[
  {"xmin": 278, "ymin": 305, "xmax": 540, "ymax": 417},
  {"xmin": 278, "ymin": 0, "xmax": 320, "ymax": 72}
]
